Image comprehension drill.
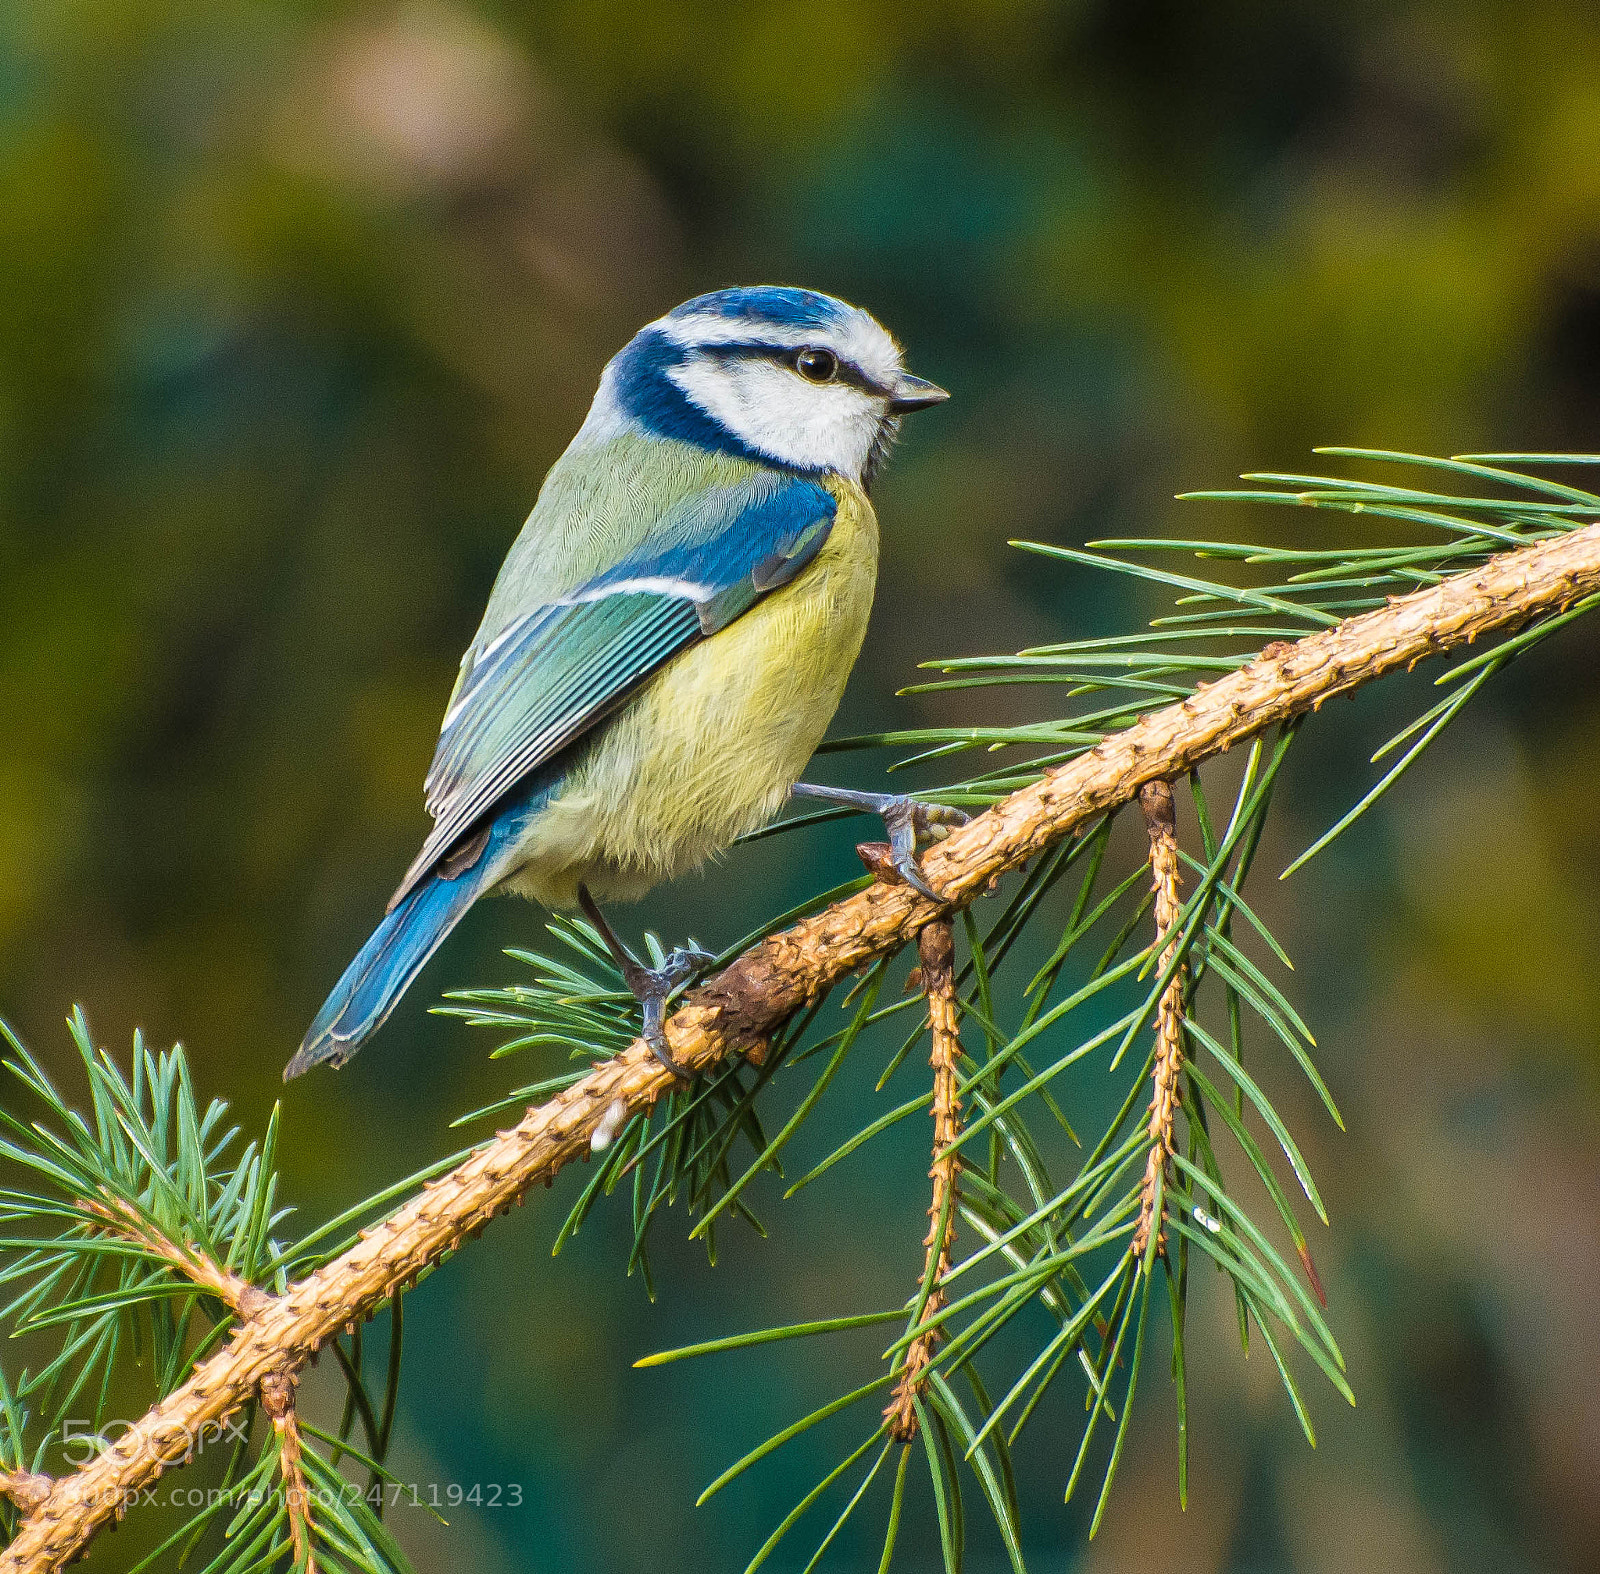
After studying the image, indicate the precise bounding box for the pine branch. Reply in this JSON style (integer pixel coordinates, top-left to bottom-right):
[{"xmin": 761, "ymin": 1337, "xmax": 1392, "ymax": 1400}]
[
  {"xmin": 260, "ymin": 1373, "xmax": 315, "ymax": 1574},
  {"xmin": 0, "ymin": 1478, "xmax": 49, "ymax": 1519},
  {"xmin": 5, "ymin": 517, "xmax": 1600, "ymax": 1572},
  {"xmin": 1133, "ymin": 781, "xmax": 1183, "ymax": 1261},
  {"xmin": 884, "ymin": 918, "xmax": 964, "ymax": 1442},
  {"xmin": 79, "ymin": 1196, "xmax": 274, "ymax": 1320}
]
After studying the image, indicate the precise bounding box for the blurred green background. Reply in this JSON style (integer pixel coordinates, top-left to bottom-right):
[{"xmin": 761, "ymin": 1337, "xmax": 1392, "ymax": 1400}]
[{"xmin": 6, "ymin": 1, "xmax": 1600, "ymax": 1569}]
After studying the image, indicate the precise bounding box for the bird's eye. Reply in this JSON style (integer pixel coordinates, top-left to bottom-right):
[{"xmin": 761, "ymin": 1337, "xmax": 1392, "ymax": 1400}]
[{"xmin": 793, "ymin": 347, "xmax": 838, "ymax": 383}]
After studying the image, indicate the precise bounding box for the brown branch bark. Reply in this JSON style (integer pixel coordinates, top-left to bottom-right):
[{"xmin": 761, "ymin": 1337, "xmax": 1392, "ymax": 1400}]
[
  {"xmin": 885, "ymin": 919, "xmax": 963, "ymax": 1442},
  {"xmin": 7, "ymin": 521, "xmax": 1600, "ymax": 1570},
  {"xmin": 0, "ymin": 1476, "xmax": 51, "ymax": 1519},
  {"xmin": 1132, "ymin": 780, "xmax": 1184, "ymax": 1260},
  {"xmin": 260, "ymin": 1373, "xmax": 315, "ymax": 1574},
  {"xmin": 81, "ymin": 1198, "xmax": 275, "ymax": 1320}
]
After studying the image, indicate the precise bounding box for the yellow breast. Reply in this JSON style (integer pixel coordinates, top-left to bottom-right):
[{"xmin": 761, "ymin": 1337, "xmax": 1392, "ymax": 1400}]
[{"xmin": 502, "ymin": 475, "xmax": 879, "ymax": 909}]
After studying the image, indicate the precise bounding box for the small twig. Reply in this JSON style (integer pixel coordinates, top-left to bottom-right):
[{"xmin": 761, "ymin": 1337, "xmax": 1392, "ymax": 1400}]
[
  {"xmin": 885, "ymin": 919, "xmax": 964, "ymax": 1442},
  {"xmin": 1133, "ymin": 780, "xmax": 1184, "ymax": 1260},
  {"xmin": 0, "ymin": 1475, "xmax": 51, "ymax": 1518},
  {"xmin": 79, "ymin": 1198, "xmax": 273, "ymax": 1320},
  {"xmin": 90, "ymin": 1194, "xmax": 314, "ymax": 1563},
  {"xmin": 260, "ymin": 1373, "xmax": 315, "ymax": 1574}
]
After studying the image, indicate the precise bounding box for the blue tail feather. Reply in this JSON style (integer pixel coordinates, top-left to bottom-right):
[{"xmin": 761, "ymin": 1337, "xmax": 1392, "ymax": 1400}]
[
  {"xmin": 285, "ymin": 865, "xmax": 489, "ymax": 1078},
  {"xmin": 288, "ymin": 772, "xmax": 560, "ymax": 1079}
]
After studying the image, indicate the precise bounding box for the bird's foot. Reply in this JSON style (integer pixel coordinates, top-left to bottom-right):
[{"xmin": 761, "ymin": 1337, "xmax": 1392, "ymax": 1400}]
[
  {"xmin": 624, "ymin": 942, "xmax": 716, "ymax": 1077},
  {"xmin": 790, "ymin": 784, "xmax": 970, "ymax": 900},
  {"xmin": 578, "ymin": 886, "xmax": 713, "ymax": 1077}
]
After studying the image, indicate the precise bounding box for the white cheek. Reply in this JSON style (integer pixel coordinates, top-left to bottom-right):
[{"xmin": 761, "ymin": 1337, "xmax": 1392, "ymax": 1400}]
[{"xmin": 669, "ymin": 358, "xmax": 883, "ymax": 478}]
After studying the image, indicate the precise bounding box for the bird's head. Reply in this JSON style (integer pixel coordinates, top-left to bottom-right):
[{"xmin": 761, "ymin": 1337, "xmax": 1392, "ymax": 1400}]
[{"xmin": 592, "ymin": 286, "xmax": 948, "ymax": 486}]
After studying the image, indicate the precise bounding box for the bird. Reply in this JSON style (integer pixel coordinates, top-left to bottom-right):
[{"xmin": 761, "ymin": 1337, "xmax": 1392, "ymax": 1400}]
[{"xmin": 285, "ymin": 285, "xmax": 953, "ymax": 1081}]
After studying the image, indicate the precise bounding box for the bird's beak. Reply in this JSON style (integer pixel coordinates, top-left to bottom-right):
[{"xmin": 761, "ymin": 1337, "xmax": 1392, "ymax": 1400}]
[{"xmin": 887, "ymin": 372, "xmax": 950, "ymax": 413}]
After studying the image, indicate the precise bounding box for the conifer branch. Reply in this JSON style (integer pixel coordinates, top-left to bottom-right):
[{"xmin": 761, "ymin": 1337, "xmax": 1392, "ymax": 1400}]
[
  {"xmin": 79, "ymin": 1197, "xmax": 275, "ymax": 1320},
  {"xmin": 884, "ymin": 918, "xmax": 964, "ymax": 1442},
  {"xmin": 1133, "ymin": 781, "xmax": 1183, "ymax": 1260},
  {"xmin": 0, "ymin": 1477, "xmax": 50, "ymax": 1519},
  {"xmin": 5, "ymin": 516, "xmax": 1600, "ymax": 1572},
  {"xmin": 260, "ymin": 1373, "xmax": 315, "ymax": 1574}
]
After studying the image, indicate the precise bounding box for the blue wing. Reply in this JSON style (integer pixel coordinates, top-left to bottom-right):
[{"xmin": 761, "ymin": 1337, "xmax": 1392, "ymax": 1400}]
[{"xmin": 389, "ymin": 470, "xmax": 837, "ymax": 908}]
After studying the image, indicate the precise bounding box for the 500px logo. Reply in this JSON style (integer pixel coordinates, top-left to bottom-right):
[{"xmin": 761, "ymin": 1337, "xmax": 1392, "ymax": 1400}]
[
  {"xmin": 58, "ymin": 1414, "xmax": 248, "ymax": 1466},
  {"xmin": 51, "ymin": 1424, "xmax": 528, "ymax": 1515}
]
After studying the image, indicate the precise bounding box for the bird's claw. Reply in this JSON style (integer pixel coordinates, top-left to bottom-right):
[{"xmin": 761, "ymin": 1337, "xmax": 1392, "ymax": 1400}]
[
  {"xmin": 791, "ymin": 784, "xmax": 970, "ymax": 899},
  {"xmin": 882, "ymin": 798, "xmax": 971, "ymax": 897},
  {"xmin": 622, "ymin": 946, "xmax": 713, "ymax": 1078},
  {"xmin": 662, "ymin": 941, "xmax": 717, "ymax": 979},
  {"xmin": 577, "ymin": 885, "xmax": 713, "ymax": 1078}
]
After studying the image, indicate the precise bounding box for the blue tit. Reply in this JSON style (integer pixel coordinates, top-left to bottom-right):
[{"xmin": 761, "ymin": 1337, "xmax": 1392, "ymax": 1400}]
[{"xmin": 286, "ymin": 286, "xmax": 949, "ymax": 1080}]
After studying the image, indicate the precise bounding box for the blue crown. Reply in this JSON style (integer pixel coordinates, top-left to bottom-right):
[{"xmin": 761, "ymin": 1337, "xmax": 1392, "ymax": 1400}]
[{"xmin": 667, "ymin": 286, "xmax": 848, "ymax": 332}]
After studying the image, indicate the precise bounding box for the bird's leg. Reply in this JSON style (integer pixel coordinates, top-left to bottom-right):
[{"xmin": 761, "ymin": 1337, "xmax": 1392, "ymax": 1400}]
[
  {"xmin": 789, "ymin": 783, "xmax": 970, "ymax": 900},
  {"xmin": 577, "ymin": 885, "xmax": 714, "ymax": 1077}
]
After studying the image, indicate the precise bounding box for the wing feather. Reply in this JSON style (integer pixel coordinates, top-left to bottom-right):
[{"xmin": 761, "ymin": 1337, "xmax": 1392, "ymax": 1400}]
[{"xmin": 389, "ymin": 471, "xmax": 837, "ymax": 908}]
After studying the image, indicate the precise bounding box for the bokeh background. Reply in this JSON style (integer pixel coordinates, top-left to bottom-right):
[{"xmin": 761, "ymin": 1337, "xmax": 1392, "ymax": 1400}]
[{"xmin": 5, "ymin": 2, "xmax": 1600, "ymax": 1569}]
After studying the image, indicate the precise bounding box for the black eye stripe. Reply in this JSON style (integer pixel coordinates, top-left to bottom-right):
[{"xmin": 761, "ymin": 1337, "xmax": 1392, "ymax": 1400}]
[
  {"xmin": 835, "ymin": 363, "xmax": 879, "ymax": 393},
  {"xmin": 703, "ymin": 341, "xmax": 885, "ymax": 395}
]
